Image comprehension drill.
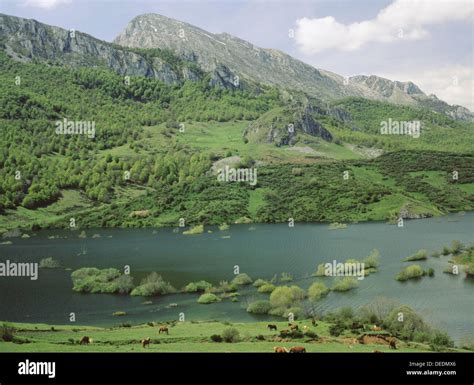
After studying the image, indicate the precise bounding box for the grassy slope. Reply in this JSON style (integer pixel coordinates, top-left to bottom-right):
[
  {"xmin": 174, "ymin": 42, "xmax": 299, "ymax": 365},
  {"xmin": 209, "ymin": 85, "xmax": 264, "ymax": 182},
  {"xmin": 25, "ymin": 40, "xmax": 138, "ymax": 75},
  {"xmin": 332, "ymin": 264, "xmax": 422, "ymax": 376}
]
[{"xmin": 0, "ymin": 320, "xmax": 442, "ymax": 353}]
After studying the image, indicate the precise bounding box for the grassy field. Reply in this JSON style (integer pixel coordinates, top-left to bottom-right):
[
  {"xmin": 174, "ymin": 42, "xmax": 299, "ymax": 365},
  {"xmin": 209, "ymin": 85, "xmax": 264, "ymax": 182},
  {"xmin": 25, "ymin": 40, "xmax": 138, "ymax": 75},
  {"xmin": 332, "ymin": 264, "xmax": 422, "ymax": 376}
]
[{"xmin": 0, "ymin": 320, "xmax": 461, "ymax": 353}]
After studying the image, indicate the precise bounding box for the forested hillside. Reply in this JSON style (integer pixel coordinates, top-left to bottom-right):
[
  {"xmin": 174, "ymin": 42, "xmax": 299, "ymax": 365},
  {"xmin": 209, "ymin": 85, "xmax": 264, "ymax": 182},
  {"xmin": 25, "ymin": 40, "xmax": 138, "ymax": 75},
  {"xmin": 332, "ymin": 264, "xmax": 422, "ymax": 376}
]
[{"xmin": 0, "ymin": 49, "xmax": 473, "ymax": 231}]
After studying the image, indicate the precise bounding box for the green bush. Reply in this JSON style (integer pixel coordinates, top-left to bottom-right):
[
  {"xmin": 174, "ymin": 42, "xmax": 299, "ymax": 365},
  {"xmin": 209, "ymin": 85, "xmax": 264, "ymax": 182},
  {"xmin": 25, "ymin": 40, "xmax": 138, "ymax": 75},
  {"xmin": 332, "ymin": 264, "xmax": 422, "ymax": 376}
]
[
  {"xmin": 450, "ymin": 240, "xmax": 464, "ymax": 255},
  {"xmin": 112, "ymin": 311, "xmax": 126, "ymax": 316},
  {"xmin": 252, "ymin": 279, "xmax": 268, "ymax": 288},
  {"xmin": 210, "ymin": 334, "xmax": 223, "ymax": 342},
  {"xmin": 465, "ymin": 263, "xmax": 474, "ymax": 276},
  {"xmin": 312, "ymin": 264, "xmax": 327, "ymax": 277},
  {"xmin": 246, "ymin": 300, "xmax": 271, "ymax": 314},
  {"xmin": 258, "ymin": 283, "xmax": 276, "ymax": 293},
  {"xmin": 222, "ymin": 327, "xmax": 240, "ymax": 343},
  {"xmin": 279, "ymin": 272, "xmax": 293, "ymax": 282},
  {"xmin": 329, "ymin": 323, "xmax": 345, "ymax": 337},
  {"xmin": 430, "ymin": 331, "xmax": 454, "ymax": 348},
  {"xmin": 362, "ymin": 249, "xmax": 380, "ymax": 268},
  {"xmin": 395, "ymin": 265, "xmax": 424, "ymax": 281},
  {"xmin": 426, "ymin": 268, "xmax": 435, "ymax": 277},
  {"xmin": 183, "ymin": 280, "xmax": 213, "ymax": 293},
  {"xmin": 384, "ymin": 306, "xmax": 430, "ymax": 340},
  {"xmin": 308, "ymin": 282, "xmax": 329, "ymax": 301},
  {"xmin": 269, "ymin": 285, "xmax": 305, "ymax": 309},
  {"xmin": 197, "ymin": 293, "xmax": 221, "ymax": 304},
  {"xmin": 331, "ymin": 277, "xmax": 359, "ymax": 291},
  {"xmin": 39, "ymin": 257, "xmax": 60, "ymax": 268},
  {"xmin": 210, "ymin": 280, "xmax": 238, "ymax": 293},
  {"xmin": 1, "ymin": 323, "xmax": 15, "ymax": 342},
  {"xmin": 131, "ymin": 272, "xmax": 176, "ymax": 296},
  {"xmin": 430, "ymin": 251, "xmax": 441, "ymax": 258},
  {"xmin": 71, "ymin": 267, "xmax": 134, "ymax": 294},
  {"xmin": 231, "ymin": 273, "xmax": 253, "ymax": 285},
  {"xmin": 404, "ymin": 249, "xmax": 428, "ymax": 261}
]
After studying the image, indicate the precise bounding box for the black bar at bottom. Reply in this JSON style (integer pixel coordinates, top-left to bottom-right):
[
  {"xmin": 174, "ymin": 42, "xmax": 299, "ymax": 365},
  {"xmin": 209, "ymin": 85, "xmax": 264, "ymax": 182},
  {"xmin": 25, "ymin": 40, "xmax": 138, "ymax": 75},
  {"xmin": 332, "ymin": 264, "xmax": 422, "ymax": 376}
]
[{"xmin": 0, "ymin": 352, "xmax": 472, "ymax": 385}]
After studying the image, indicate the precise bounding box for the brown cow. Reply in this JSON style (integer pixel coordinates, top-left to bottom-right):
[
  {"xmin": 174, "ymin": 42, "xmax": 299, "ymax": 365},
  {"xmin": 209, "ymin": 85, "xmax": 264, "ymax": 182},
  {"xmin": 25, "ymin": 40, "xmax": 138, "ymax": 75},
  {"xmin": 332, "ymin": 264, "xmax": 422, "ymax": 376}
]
[
  {"xmin": 159, "ymin": 326, "xmax": 169, "ymax": 335},
  {"xmin": 273, "ymin": 346, "xmax": 289, "ymax": 353},
  {"xmin": 267, "ymin": 324, "xmax": 278, "ymax": 331},
  {"xmin": 141, "ymin": 337, "xmax": 151, "ymax": 348},
  {"xmin": 289, "ymin": 346, "xmax": 306, "ymax": 353},
  {"xmin": 79, "ymin": 336, "xmax": 91, "ymax": 345}
]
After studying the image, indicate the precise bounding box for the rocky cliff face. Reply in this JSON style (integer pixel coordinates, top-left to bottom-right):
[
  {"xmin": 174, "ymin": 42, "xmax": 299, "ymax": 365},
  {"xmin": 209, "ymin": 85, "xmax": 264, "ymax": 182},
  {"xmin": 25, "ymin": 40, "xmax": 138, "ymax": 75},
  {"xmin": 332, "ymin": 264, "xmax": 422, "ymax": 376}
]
[
  {"xmin": 113, "ymin": 14, "xmax": 425, "ymax": 105},
  {"xmin": 0, "ymin": 13, "xmax": 200, "ymax": 84},
  {"xmin": 244, "ymin": 104, "xmax": 333, "ymax": 146},
  {"xmin": 113, "ymin": 13, "xmax": 472, "ymax": 120}
]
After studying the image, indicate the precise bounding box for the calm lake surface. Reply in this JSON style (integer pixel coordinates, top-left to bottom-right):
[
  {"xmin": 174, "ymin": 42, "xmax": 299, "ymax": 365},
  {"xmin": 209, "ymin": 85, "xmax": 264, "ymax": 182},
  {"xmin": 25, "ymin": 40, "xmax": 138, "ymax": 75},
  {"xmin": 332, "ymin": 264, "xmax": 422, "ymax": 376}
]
[{"xmin": 0, "ymin": 213, "xmax": 473, "ymax": 342}]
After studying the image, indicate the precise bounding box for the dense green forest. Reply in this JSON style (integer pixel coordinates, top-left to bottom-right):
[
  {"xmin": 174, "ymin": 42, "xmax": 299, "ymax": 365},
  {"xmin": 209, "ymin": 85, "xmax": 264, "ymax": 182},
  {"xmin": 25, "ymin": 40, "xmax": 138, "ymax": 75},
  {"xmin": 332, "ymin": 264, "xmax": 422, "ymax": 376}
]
[{"xmin": 0, "ymin": 50, "xmax": 473, "ymax": 230}]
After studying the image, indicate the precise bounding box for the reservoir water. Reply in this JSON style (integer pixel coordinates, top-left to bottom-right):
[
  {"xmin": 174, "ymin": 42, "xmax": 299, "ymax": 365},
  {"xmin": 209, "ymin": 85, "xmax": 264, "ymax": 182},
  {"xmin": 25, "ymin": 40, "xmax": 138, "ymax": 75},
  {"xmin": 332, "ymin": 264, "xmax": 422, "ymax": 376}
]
[{"xmin": 0, "ymin": 212, "xmax": 472, "ymax": 342}]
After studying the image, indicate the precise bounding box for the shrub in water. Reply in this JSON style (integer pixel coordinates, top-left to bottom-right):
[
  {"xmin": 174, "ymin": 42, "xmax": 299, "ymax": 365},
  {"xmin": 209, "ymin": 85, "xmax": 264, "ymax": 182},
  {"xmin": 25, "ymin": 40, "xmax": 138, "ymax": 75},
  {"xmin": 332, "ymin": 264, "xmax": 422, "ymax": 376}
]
[
  {"xmin": 258, "ymin": 283, "xmax": 275, "ymax": 293},
  {"xmin": 270, "ymin": 285, "xmax": 305, "ymax": 309},
  {"xmin": 279, "ymin": 272, "xmax": 293, "ymax": 282},
  {"xmin": 404, "ymin": 249, "xmax": 428, "ymax": 262},
  {"xmin": 197, "ymin": 293, "xmax": 221, "ymax": 304},
  {"xmin": 252, "ymin": 278, "xmax": 268, "ymax": 288},
  {"xmin": 362, "ymin": 249, "xmax": 380, "ymax": 269},
  {"xmin": 332, "ymin": 277, "xmax": 359, "ymax": 292},
  {"xmin": 395, "ymin": 265, "xmax": 424, "ymax": 281},
  {"xmin": 39, "ymin": 257, "xmax": 60, "ymax": 269},
  {"xmin": 71, "ymin": 267, "xmax": 134, "ymax": 294},
  {"xmin": 246, "ymin": 300, "xmax": 271, "ymax": 314},
  {"xmin": 131, "ymin": 272, "xmax": 176, "ymax": 296},
  {"xmin": 183, "ymin": 280, "xmax": 213, "ymax": 293},
  {"xmin": 308, "ymin": 282, "xmax": 329, "ymax": 301},
  {"xmin": 231, "ymin": 273, "xmax": 253, "ymax": 286}
]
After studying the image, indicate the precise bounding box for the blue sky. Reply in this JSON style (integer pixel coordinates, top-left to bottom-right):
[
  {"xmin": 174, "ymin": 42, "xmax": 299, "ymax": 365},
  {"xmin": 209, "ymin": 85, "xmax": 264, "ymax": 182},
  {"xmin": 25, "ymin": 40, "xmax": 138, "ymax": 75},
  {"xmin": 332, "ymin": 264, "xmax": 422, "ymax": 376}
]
[{"xmin": 1, "ymin": 0, "xmax": 472, "ymax": 109}]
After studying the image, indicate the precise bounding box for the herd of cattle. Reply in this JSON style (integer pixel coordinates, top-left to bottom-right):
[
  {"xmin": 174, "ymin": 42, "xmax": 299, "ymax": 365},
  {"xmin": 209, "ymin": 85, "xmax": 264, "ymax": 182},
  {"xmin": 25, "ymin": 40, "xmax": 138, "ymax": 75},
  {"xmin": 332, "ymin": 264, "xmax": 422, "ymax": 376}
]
[{"xmin": 77, "ymin": 321, "xmax": 397, "ymax": 352}]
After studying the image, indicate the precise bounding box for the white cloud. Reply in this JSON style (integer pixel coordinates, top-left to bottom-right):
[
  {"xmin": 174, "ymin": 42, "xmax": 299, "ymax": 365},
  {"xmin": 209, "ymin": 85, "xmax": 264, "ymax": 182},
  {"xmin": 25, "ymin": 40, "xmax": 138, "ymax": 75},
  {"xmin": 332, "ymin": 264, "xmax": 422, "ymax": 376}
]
[
  {"xmin": 379, "ymin": 65, "xmax": 474, "ymax": 110},
  {"xmin": 294, "ymin": 0, "xmax": 473, "ymax": 54},
  {"xmin": 23, "ymin": 0, "xmax": 71, "ymax": 9}
]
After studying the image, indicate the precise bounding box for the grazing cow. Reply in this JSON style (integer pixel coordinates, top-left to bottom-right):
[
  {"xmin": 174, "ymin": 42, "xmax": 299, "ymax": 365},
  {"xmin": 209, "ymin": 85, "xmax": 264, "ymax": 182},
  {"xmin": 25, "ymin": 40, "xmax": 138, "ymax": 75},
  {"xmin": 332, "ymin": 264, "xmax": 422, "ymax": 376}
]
[
  {"xmin": 267, "ymin": 324, "xmax": 278, "ymax": 331},
  {"xmin": 289, "ymin": 346, "xmax": 306, "ymax": 353},
  {"xmin": 388, "ymin": 337, "xmax": 397, "ymax": 350},
  {"xmin": 311, "ymin": 319, "xmax": 317, "ymax": 327},
  {"xmin": 141, "ymin": 337, "xmax": 151, "ymax": 348},
  {"xmin": 371, "ymin": 325, "xmax": 382, "ymax": 332},
  {"xmin": 159, "ymin": 326, "xmax": 169, "ymax": 335},
  {"xmin": 288, "ymin": 323, "xmax": 299, "ymax": 331},
  {"xmin": 79, "ymin": 336, "xmax": 91, "ymax": 345},
  {"xmin": 273, "ymin": 346, "xmax": 289, "ymax": 353}
]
